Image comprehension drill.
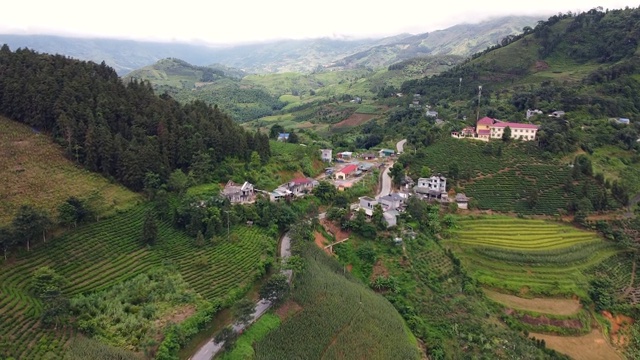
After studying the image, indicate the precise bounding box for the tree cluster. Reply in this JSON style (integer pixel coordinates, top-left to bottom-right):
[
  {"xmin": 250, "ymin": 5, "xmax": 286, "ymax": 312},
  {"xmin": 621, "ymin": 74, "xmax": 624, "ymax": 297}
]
[{"xmin": 0, "ymin": 46, "xmax": 270, "ymax": 191}]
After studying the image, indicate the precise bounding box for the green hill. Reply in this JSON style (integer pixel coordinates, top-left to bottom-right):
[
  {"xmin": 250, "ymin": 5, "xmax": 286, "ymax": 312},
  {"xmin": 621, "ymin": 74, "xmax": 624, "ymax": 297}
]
[
  {"xmin": 0, "ymin": 205, "xmax": 276, "ymax": 358},
  {"xmin": 331, "ymin": 16, "xmax": 540, "ymax": 69},
  {"xmin": 254, "ymin": 243, "xmax": 420, "ymax": 360},
  {"xmin": 396, "ymin": 8, "xmax": 640, "ymax": 208},
  {"xmin": 124, "ymin": 58, "xmax": 285, "ymax": 122},
  {"xmin": 402, "ymin": 8, "xmax": 640, "ymax": 119},
  {"xmin": 0, "ymin": 116, "xmax": 141, "ymax": 225}
]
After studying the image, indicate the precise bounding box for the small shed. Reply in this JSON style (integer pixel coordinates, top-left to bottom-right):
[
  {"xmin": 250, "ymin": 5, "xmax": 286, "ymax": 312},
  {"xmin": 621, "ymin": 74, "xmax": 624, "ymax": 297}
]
[
  {"xmin": 379, "ymin": 149, "xmax": 395, "ymax": 157},
  {"xmin": 455, "ymin": 193, "xmax": 469, "ymax": 210}
]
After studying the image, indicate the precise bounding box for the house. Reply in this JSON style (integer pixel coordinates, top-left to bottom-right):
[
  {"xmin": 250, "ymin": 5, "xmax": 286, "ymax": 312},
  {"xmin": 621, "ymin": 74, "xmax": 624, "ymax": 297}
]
[
  {"xmin": 320, "ymin": 149, "xmax": 333, "ymax": 162},
  {"xmin": 455, "ymin": 193, "xmax": 469, "ymax": 210},
  {"xmin": 415, "ymin": 175, "xmax": 447, "ymax": 200},
  {"xmin": 379, "ymin": 149, "xmax": 395, "ymax": 157},
  {"xmin": 470, "ymin": 117, "xmax": 539, "ymax": 141},
  {"xmin": 383, "ymin": 210, "xmax": 400, "ymax": 228},
  {"xmin": 286, "ymin": 177, "xmax": 319, "ymax": 197},
  {"xmin": 425, "ymin": 110, "xmax": 438, "ymax": 118},
  {"xmin": 379, "ymin": 193, "xmax": 407, "ymax": 211},
  {"xmin": 526, "ymin": 109, "xmax": 543, "ymax": 119},
  {"xmin": 222, "ymin": 181, "xmax": 255, "ymax": 204},
  {"xmin": 335, "ymin": 164, "xmax": 358, "ymax": 180},
  {"xmin": 361, "ymin": 153, "xmax": 376, "ymax": 160},
  {"xmin": 358, "ymin": 196, "xmax": 378, "ymax": 216},
  {"xmin": 435, "ymin": 119, "xmax": 445, "ymax": 127},
  {"xmin": 337, "ymin": 151, "xmax": 353, "ymax": 160},
  {"xmin": 616, "ymin": 118, "xmax": 631, "ymax": 125},
  {"xmin": 401, "ymin": 175, "xmax": 415, "ymax": 190},
  {"xmin": 358, "ymin": 162, "xmax": 375, "ymax": 172},
  {"xmin": 277, "ymin": 133, "xmax": 290, "ymax": 142},
  {"xmin": 549, "ymin": 111, "xmax": 566, "ymax": 118},
  {"xmin": 270, "ymin": 187, "xmax": 292, "ymax": 202},
  {"xmin": 451, "ymin": 126, "xmax": 475, "ymax": 139}
]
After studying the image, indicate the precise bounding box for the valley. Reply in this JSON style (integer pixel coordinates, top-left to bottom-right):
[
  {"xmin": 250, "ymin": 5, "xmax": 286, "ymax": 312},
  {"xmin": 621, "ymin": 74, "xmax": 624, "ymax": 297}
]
[{"xmin": 0, "ymin": 5, "xmax": 640, "ymax": 360}]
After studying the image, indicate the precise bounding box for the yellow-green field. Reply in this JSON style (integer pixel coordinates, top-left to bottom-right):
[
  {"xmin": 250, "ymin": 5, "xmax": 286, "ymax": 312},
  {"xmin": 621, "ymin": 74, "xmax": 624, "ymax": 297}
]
[
  {"xmin": 0, "ymin": 117, "xmax": 141, "ymax": 225},
  {"xmin": 447, "ymin": 217, "xmax": 621, "ymax": 298}
]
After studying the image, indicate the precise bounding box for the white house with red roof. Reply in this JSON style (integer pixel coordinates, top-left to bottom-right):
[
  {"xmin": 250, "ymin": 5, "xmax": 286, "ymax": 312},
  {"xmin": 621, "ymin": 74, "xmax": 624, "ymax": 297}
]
[
  {"xmin": 335, "ymin": 164, "xmax": 358, "ymax": 180},
  {"xmin": 452, "ymin": 117, "xmax": 539, "ymax": 142}
]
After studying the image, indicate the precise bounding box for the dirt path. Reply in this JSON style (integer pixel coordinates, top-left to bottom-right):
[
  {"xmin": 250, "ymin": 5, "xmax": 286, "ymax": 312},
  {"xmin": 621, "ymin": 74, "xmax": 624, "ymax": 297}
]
[
  {"xmin": 484, "ymin": 289, "xmax": 582, "ymax": 316},
  {"xmin": 530, "ymin": 329, "xmax": 622, "ymax": 360}
]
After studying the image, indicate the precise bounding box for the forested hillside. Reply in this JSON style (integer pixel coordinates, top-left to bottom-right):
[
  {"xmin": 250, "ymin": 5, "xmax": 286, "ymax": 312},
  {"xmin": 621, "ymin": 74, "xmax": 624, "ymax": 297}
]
[
  {"xmin": 402, "ymin": 7, "xmax": 640, "ymax": 119},
  {"xmin": 0, "ymin": 46, "xmax": 270, "ymax": 190},
  {"xmin": 125, "ymin": 58, "xmax": 286, "ymax": 121},
  {"xmin": 393, "ymin": 7, "xmax": 640, "ymax": 206}
]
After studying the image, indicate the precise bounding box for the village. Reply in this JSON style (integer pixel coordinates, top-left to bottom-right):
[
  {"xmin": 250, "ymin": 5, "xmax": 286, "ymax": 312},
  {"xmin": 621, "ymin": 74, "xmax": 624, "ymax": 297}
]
[{"xmin": 220, "ymin": 141, "xmax": 469, "ymax": 230}]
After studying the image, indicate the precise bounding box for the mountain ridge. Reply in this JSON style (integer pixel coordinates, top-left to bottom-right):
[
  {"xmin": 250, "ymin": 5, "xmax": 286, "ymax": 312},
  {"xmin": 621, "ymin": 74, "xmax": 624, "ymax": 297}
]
[{"xmin": 0, "ymin": 15, "xmax": 541, "ymax": 75}]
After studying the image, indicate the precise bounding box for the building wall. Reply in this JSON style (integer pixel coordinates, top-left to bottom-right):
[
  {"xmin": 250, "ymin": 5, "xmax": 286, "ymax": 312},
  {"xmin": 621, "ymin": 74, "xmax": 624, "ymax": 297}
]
[{"xmin": 490, "ymin": 126, "xmax": 538, "ymax": 141}]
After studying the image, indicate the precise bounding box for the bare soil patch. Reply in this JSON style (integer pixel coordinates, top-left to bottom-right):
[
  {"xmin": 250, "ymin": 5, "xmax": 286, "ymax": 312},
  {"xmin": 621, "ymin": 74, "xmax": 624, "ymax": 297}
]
[
  {"xmin": 275, "ymin": 300, "xmax": 302, "ymax": 321},
  {"xmin": 346, "ymin": 264, "xmax": 353, "ymax": 272},
  {"xmin": 321, "ymin": 219, "xmax": 350, "ymax": 241},
  {"xmin": 530, "ymin": 329, "xmax": 622, "ymax": 360},
  {"xmin": 333, "ymin": 113, "xmax": 375, "ymax": 128},
  {"xmin": 314, "ymin": 231, "xmax": 328, "ymax": 249},
  {"xmin": 484, "ymin": 289, "xmax": 582, "ymax": 316},
  {"xmin": 534, "ymin": 60, "xmax": 550, "ymax": 71},
  {"xmin": 370, "ymin": 260, "xmax": 389, "ymax": 281},
  {"xmin": 519, "ymin": 314, "xmax": 583, "ymax": 329},
  {"xmin": 602, "ymin": 311, "xmax": 635, "ymax": 346}
]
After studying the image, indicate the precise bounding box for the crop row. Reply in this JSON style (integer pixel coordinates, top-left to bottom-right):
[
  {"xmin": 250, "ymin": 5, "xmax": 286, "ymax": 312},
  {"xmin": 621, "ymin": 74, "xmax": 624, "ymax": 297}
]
[{"xmin": 0, "ymin": 205, "xmax": 276, "ymax": 358}]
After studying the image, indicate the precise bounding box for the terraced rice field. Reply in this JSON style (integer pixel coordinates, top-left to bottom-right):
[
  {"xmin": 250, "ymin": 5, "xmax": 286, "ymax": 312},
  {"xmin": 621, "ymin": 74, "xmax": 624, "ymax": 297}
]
[
  {"xmin": 447, "ymin": 217, "xmax": 620, "ymax": 298},
  {"xmin": 0, "ymin": 205, "xmax": 275, "ymax": 359}
]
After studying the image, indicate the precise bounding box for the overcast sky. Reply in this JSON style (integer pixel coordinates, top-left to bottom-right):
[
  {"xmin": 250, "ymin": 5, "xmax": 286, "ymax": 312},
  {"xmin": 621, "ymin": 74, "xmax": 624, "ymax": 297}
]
[{"xmin": 1, "ymin": 1, "xmax": 637, "ymax": 44}]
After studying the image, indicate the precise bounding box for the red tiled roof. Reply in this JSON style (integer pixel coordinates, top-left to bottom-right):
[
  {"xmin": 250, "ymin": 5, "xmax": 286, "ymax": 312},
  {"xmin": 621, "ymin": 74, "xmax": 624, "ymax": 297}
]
[
  {"xmin": 477, "ymin": 117, "xmax": 494, "ymax": 126},
  {"xmin": 492, "ymin": 122, "xmax": 539, "ymax": 129},
  {"xmin": 477, "ymin": 129, "xmax": 491, "ymax": 135},
  {"xmin": 339, "ymin": 164, "xmax": 358, "ymax": 174},
  {"xmin": 291, "ymin": 177, "xmax": 313, "ymax": 185}
]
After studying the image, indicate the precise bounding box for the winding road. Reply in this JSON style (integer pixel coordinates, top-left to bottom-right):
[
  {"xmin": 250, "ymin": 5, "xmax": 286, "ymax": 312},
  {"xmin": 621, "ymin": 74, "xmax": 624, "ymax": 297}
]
[
  {"xmin": 190, "ymin": 233, "xmax": 292, "ymax": 360},
  {"xmin": 190, "ymin": 139, "xmax": 407, "ymax": 359},
  {"xmin": 376, "ymin": 139, "xmax": 406, "ymax": 199}
]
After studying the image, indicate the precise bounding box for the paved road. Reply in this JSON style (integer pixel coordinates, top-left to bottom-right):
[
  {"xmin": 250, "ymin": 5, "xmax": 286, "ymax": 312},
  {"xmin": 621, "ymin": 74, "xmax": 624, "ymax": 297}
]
[
  {"xmin": 377, "ymin": 165, "xmax": 392, "ymax": 199},
  {"xmin": 190, "ymin": 233, "xmax": 292, "ymax": 360},
  {"xmin": 396, "ymin": 139, "xmax": 407, "ymax": 154},
  {"xmin": 376, "ymin": 139, "xmax": 405, "ymax": 199}
]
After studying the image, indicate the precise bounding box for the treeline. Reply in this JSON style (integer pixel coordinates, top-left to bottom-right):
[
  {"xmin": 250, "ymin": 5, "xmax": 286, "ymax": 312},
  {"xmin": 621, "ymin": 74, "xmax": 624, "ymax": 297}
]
[{"xmin": 0, "ymin": 45, "xmax": 270, "ymax": 190}]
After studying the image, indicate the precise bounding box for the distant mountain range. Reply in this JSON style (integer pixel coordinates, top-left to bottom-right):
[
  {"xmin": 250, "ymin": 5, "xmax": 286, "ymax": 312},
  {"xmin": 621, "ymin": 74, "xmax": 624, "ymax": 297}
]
[{"xmin": 0, "ymin": 16, "xmax": 541, "ymax": 75}]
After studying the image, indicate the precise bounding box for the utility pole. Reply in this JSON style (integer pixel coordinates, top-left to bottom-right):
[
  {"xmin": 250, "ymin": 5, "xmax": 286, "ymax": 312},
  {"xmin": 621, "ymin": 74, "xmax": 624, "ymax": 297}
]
[
  {"xmin": 476, "ymin": 85, "xmax": 483, "ymax": 121},
  {"xmin": 457, "ymin": 78, "xmax": 462, "ymax": 119}
]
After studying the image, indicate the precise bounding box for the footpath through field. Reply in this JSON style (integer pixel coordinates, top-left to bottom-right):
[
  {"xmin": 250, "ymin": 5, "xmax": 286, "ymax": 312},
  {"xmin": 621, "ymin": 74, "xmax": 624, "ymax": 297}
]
[{"xmin": 189, "ymin": 233, "xmax": 292, "ymax": 360}]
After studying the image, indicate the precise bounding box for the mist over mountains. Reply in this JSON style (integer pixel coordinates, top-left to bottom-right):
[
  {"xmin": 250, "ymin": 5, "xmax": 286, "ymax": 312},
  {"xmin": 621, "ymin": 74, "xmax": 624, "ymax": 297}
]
[{"xmin": 0, "ymin": 16, "xmax": 540, "ymax": 75}]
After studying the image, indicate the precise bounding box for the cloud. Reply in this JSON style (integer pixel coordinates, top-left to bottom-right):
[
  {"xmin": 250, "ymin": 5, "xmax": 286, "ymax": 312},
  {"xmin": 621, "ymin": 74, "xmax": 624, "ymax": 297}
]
[{"xmin": 0, "ymin": 0, "xmax": 637, "ymax": 44}]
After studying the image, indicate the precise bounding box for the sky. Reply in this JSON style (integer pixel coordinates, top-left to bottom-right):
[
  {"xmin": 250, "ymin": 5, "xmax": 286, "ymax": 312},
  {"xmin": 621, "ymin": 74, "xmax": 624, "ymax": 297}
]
[{"xmin": 0, "ymin": 0, "xmax": 638, "ymax": 44}]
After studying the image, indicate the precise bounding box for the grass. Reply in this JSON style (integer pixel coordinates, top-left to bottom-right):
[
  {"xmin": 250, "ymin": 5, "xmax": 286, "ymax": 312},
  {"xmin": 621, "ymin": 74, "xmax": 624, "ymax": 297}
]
[
  {"xmin": 0, "ymin": 116, "xmax": 141, "ymax": 226},
  {"xmin": 0, "ymin": 204, "xmax": 276, "ymax": 359},
  {"xmin": 407, "ymin": 137, "xmax": 616, "ymax": 215},
  {"xmin": 253, "ymin": 244, "xmax": 420, "ymax": 360},
  {"xmin": 447, "ymin": 216, "xmax": 620, "ymax": 298},
  {"xmin": 219, "ymin": 313, "xmax": 281, "ymax": 360}
]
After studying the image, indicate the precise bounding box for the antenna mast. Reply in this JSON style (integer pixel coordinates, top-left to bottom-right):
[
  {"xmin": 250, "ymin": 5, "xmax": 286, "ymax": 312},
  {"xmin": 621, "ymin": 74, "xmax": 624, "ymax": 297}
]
[{"xmin": 476, "ymin": 85, "xmax": 483, "ymax": 121}]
